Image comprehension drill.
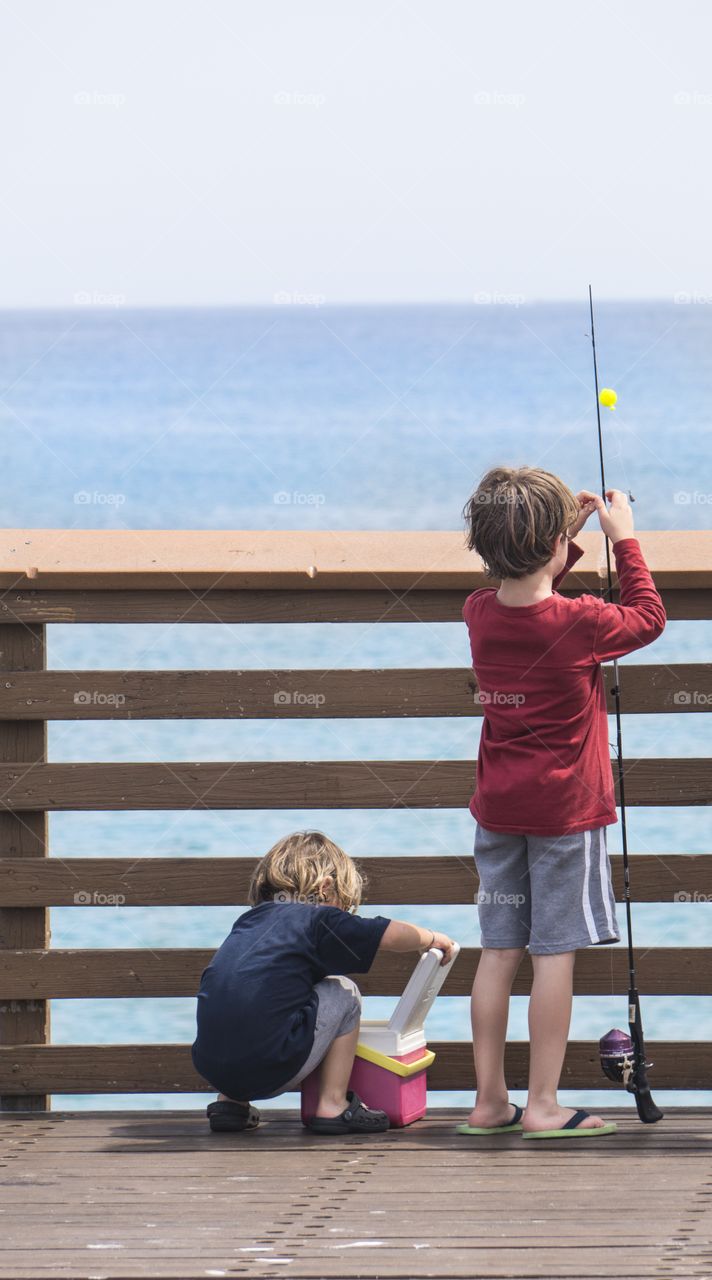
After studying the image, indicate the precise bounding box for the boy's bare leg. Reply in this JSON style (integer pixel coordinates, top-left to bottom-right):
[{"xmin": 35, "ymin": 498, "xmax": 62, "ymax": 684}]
[
  {"xmin": 524, "ymin": 951, "xmax": 607, "ymax": 1132},
  {"xmin": 466, "ymin": 947, "xmax": 525, "ymax": 1127},
  {"xmin": 315, "ymin": 1023, "xmax": 360, "ymax": 1118}
]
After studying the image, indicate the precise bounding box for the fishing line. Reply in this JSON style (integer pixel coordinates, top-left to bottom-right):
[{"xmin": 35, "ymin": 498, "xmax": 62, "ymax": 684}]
[{"xmin": 589, "ymin": 285, "xmax": 663, "ymax": 1124}]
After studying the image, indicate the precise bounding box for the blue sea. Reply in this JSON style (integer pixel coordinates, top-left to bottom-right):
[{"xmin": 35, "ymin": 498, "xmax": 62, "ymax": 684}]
[{"xmin": 2, "ymin": 302, "xmax": 710, "ymax": 1111}]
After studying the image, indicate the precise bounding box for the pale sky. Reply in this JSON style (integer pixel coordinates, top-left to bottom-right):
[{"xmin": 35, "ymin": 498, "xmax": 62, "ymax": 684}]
[{"xmin": 2, "ymin": 0, "xmax": 711, "ymax": 306}]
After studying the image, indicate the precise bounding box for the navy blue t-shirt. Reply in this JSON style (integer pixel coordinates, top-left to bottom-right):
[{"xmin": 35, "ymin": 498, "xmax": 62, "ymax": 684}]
[{"xmin": 191, "ymin": 900, "xmax": 391, "ymax": 1100}]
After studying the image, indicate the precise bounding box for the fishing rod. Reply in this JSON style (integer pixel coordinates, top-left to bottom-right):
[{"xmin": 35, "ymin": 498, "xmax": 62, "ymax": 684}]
[{"xmin": 589, "ymin": 285, "xmax": 663, "ymax": 1125}]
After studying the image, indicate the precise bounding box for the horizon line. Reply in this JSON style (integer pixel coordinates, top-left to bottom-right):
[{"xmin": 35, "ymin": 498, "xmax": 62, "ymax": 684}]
[{"xmin": 0, "ymin": 296, "xmax": 699, "ymax": 314}]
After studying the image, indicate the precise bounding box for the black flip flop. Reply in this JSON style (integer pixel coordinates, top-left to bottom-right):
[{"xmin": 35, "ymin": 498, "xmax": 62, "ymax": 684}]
[
  {"xmin": 206, "ymin": 1100, "xmax": 261, "ymax": 1132},
  {"xmin": 307, "ymin": 1091, "xmax": 389, "ymax": 1135}
]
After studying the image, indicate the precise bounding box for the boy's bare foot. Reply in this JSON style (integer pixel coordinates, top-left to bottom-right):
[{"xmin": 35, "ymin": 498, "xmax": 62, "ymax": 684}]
[
  {"xmin": 464, "ymin": 1100, "xmax": 519, "ymax": 1129},
  {"xmin": 523, "ymin": 1104, "xmax": 608, "ymax": 1133}
]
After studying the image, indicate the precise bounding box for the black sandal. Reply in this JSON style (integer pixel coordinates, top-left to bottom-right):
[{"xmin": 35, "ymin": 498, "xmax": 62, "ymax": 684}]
[
  {"xmin": 206, "ymin": 1100, "xmax": 260, "ymax": 1132},
  {"xmin": 307, "ymin": 1091, "xmax": 389, "ymax": 1135}
]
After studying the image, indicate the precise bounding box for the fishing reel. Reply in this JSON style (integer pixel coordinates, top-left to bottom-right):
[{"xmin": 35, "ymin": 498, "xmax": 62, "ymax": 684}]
[
  {"xmin": 599, "ymin": 1028, "xmax": 663, "ymax": 1123},
  {"xmin": 599, "ymin": 1028, "xmax": 636, "ymax": 1088}
]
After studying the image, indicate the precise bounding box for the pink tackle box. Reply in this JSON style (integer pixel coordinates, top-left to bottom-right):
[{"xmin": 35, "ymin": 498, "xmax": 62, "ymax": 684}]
[{"xmin": 301, "ymin": 943, "xmax": 460, "ymax": 1128}]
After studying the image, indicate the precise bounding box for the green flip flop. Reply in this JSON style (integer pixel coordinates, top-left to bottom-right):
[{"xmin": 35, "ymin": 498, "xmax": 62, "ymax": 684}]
[
  {"xmin": 456, "ymin": 1103, "xmax": 524, "ymax": 1136},
  {"xmin": 522, "ymin": 1108, "xmax": 617, "ymax": 1140}
]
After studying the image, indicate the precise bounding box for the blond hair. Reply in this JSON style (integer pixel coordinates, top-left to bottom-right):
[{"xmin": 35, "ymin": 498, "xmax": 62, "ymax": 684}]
[
  {"xmin": 248, "ymin": 830, "xmax": 364, "ymax": 913},
  {"xmin": 463, "ymin": 465, "xmax": 579, "ymax": 580}
]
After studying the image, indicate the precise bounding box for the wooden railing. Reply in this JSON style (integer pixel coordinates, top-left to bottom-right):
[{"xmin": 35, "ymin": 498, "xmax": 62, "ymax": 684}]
[{"xmin": 0, "ymin": 529, "xmax": 710, "ymax": 1109}]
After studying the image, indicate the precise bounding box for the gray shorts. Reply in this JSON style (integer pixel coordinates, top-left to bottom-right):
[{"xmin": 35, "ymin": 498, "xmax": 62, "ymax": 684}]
[
  {"xmin": 264, "ymin": 975, "xmax": 362, "ymax": 1097},
  {"xmin": 474, "ymin": 823, "xmax": 620, "ymax": 955}
]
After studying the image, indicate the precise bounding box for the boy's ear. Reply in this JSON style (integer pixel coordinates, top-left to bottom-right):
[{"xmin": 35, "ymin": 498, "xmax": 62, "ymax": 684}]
[{"xmin": 318, "ymin": 874, "xmax": 335, "ymax": 902}]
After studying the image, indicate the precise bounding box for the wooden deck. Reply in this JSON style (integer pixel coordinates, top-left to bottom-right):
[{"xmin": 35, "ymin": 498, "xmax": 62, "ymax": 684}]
[{"xmin": 2, "ymin": 1109, "xmax": 712, "ymax": 1279}]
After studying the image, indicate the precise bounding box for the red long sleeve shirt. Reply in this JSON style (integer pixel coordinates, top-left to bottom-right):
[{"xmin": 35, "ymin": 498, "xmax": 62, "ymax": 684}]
[{"xmin": 463, "ymin": 538, "xmax": 667, "ymax": 836}]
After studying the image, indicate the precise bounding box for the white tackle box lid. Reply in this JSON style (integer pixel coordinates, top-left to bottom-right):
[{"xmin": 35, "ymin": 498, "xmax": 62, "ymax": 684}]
[{"xmin": 358, "ymin": 943, "xmax": 461, "ymax": 1058}]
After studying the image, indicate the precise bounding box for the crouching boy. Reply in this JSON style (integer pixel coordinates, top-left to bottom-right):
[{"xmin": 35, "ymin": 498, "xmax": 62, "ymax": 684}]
[{"xmin": 192, "ymin": 830, "xmax": 455, "ymax": 1134}]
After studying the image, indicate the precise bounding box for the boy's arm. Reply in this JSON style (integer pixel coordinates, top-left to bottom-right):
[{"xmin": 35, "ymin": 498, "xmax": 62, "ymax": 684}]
[
  {"xmin": 379, "ymin": 919, "xmax": 455, "ymax": 966},
  {"xmin": 592, "ymin": 538, "xmax": 667, "ymax": 662},
  {"xmin": 553, "ymin": 540, "xmax": 585, "ymax": 590}
]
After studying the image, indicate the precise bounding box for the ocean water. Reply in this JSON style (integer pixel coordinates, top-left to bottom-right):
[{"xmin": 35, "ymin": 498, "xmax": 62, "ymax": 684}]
[{"xmin": 1, "ymin": 301, "xmax": 710, "ymax": 1112}]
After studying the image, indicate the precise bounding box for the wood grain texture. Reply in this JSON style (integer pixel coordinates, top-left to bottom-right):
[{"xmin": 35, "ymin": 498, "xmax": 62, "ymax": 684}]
[
  {"xmin": 0, "ymin": 1109, "xmax": 710, "ymax": 1279},
  {"xmin": 1, "ymin": 663, "xmax": 709, "ymax": 718},
  {"xmin": 0, "ymin": 853, "xmax": 708, "ymax": 905},
  {"xmin": 0, "ymin": 1040, "xmax": 709, "ymax": 1092},
  {"xmin": 0, "ymin": 528, "xmax": 708, "ymax": 589},
  {"xmin": 0, "ymin": 624, "xmax": 48, "ymax": 1111},
  {"xmin": 1, "ymin": 946, "xmax": 709, "ymax": 998},
  {"xmin": 0, "ymin": 584, "xmax": 709, "ymax": 622},
  {"xmin": 0, "ymin": 758, "xmax": 708, "ymax": 810}
]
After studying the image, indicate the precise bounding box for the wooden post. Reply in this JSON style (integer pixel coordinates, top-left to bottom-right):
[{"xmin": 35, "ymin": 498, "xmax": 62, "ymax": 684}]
[{"xmin": 0, "ymin": 623, "xmax": 49, "ymax": 1110}]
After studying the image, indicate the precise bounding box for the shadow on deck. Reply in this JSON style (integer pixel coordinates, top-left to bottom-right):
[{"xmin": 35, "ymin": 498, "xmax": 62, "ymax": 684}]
[{"xmin": 2, "ymin": 1109, "xmax": 712, "ymax": 1279}]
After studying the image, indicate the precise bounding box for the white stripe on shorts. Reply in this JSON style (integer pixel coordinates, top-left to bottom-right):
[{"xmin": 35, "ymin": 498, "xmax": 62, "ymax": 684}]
[
  {"xmin": 597, "ymin": 828, "xmax": 616, "ymax": 937},
  {"xmin": 581, "ymin": 829, "xmax": 600, "ymax": 943}
]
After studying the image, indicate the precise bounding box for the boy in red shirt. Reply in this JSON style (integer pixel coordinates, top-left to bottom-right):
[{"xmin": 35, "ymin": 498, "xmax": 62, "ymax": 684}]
[{"xmin": 458, "ymin": 466, "xmax": 666, "ymax": 1138}]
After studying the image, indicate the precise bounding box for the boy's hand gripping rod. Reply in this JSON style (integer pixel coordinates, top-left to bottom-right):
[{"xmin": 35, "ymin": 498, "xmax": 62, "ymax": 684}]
[{"xmin": 589, "ymin": 285, "xmax": 663, "ymax": 1124}]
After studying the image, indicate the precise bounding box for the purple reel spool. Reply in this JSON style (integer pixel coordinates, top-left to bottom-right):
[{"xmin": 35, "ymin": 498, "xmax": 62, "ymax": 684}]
[{"xmin": 599, "ymin": 1028, "xmax": 635, "ymax": 1086}]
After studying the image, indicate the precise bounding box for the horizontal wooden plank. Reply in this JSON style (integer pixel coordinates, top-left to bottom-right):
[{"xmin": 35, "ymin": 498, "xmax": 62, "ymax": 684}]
[
  {"xmin": 0, "ymin": 758, "xmax": 708, "ymax": 810},
  {"xmin": 2, "ymin": 667, "xmax": 480, "ymax": 719},
  {"xmin": 428, "ymin": 1041, "xmax": 712, "ymax": 1092},
  {"xmin": 1, "ymin": 529, "xmax": 707, "ymax": 590},
  {"xmin": 3, "ymin": 760, "xmax": 474, "ymax": 810},
  {"xmin": 0, "ymin": 588, "xmax": 470, "ymax": 625},
  {"xmin": 1, "ymin": 853, "xmax": 709, "ymax": 905},
  {"xmin": 2, "ymin": 946, "xmax": 709, "ymax": 999},
  {"xmin": 2, "ymin": 664, "xmax": 710, "ymax": 719},
  {"xmin": 0, "ymin": 585, "xmax": 709, "ymax": 623},
  {"xmin": 0, "ymin": 1040, "xmax": 708, "ymax": 1092}
]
